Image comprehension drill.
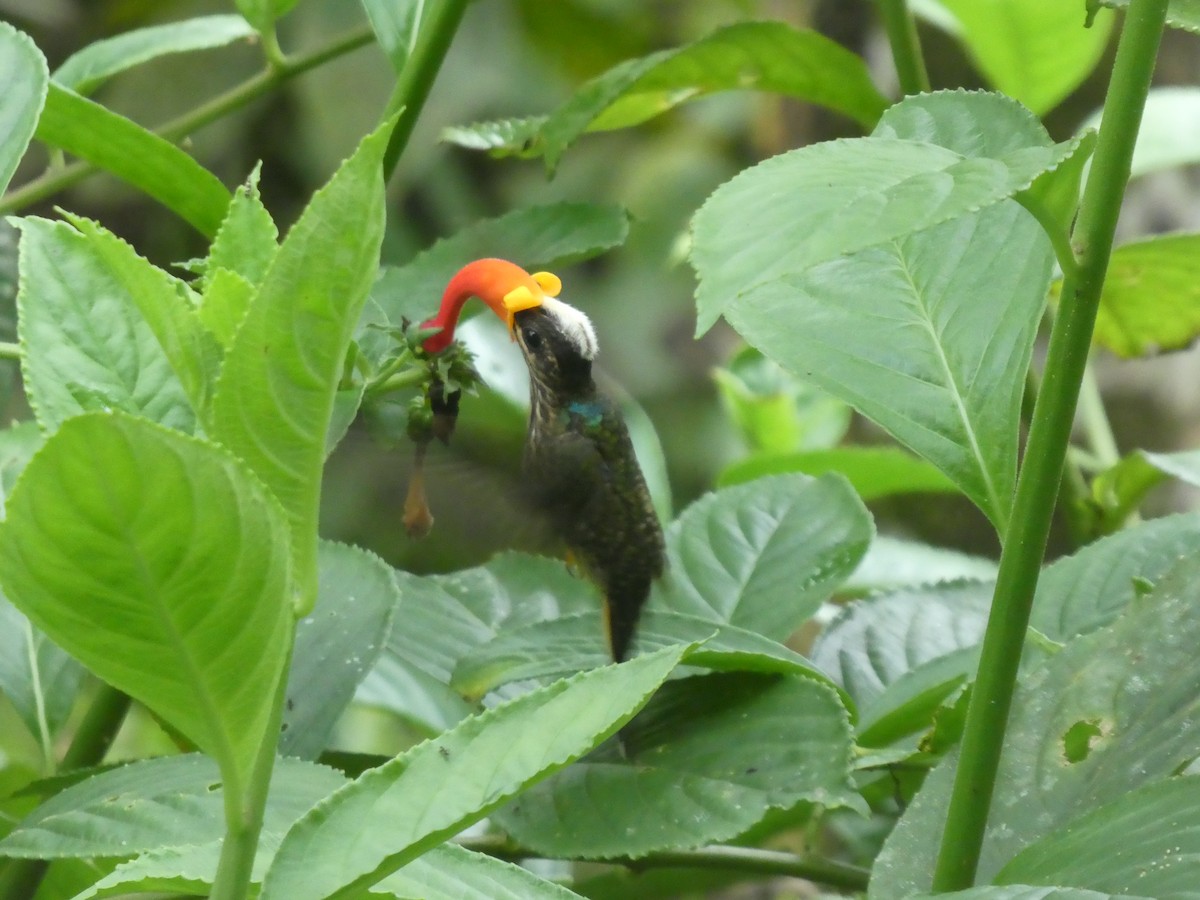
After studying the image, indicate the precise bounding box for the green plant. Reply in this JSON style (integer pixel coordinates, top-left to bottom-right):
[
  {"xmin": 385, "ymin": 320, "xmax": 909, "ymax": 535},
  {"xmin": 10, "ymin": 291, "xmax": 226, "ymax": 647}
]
[{"xmin": 1, "ymin": 1, "xmax": 1200, "ymax": 899}]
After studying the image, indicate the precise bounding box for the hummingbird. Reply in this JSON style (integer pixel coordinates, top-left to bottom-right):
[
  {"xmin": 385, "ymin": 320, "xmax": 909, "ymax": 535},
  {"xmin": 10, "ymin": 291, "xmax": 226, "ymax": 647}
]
[{"xmin": 422, "ymin": 259, "xmax": 665, "ymax": 662}]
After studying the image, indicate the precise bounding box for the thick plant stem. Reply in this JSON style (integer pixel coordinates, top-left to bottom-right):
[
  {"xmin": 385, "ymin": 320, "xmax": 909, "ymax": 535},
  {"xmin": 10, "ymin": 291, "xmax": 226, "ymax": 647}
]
[
  {"xmin": 876, "ymin": 0, "xmax": 931, "ymax": 95},
  {"xmin": 209, "ymin": 642, "xmax": 295, "ymax": 900},
  {"xmin": 0, "ymin": 26, "xmax": 374, "ymax": 216},
  {"xmin": 930, "ymin": 0, "xmax": 1168, "ymax": 890},
  {"xmin": 380, "ymin": 0, "xmax": 471, "ymax": 179}
]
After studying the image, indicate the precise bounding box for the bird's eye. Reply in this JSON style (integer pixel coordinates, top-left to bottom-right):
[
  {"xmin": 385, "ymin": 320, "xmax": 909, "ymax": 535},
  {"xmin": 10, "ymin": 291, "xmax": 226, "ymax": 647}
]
[{"xmin": 521, "ymin": 327, "xmax": 542, "ymax": 350}]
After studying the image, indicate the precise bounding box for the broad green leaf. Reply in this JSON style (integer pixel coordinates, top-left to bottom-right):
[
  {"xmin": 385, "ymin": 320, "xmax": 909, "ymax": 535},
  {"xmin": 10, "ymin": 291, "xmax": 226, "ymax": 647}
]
[
  {"xmin": 0, "ymin": 593, "xmax": 85, "ymax": 754},
  {"xmin": 374, "ymin": 843, "xmax": 584, "ymax": 900},
  {"xmin": 811, "ymin": 580, "xmax": 992, "ymax": 720},
  {"xmin": 53, "ymin": 15, "xmax": 255, "ymax": 95},
  {"xmin": 653, "ymin": 473, "xmax": 873, "ymax": 642},
  {"xmin": 495, "ymin": 672, "xmax": 861, "ymax": 858},
  {"xmin": 931, "ymin": 0, "xmax": 1113, "ymax": 114},
  {"xmin": 718, "ymin": 446, "xmax": 958, "ymax": 498},
  {"xmin": 444, "ymin": 21, "xmax": 887, "ymax": 170},
  {"xmin": 0, "ymin": 754, "xmax": 344, "ymax": 859},
  {"xmin": 452, "ymin": 610, "xmax": 831, "ymax": 699},
  {"xmin": 1096, "ymin": 0, "xmax": 1200, "ymax": 33},
  {"xmin": 261, "ymin": 645, "xmax": 689, "ymax": 900},
  {"xmin": 844, "ymin": 535, "xmax": 998, "ymax": 593},
  {"xmin": 910, "ymin": 888, "xmax": 1145, "ymax": 900},
  {"xmin": 1086, "ymin": 233, "xmax": 1200, "ymax": 357},
  {"xmin": 999, "ymin": 776, "xmax": 1200, "ymax": 896},
  {"xmin": 203, "ymin": 163, "xmax": 278, "ymax": 288},
  {"xmin": 699, "ymin": 200, "xmax": 1050, "ymax": 532},
  {"xmin": 35, "ymin": 83, "xmax": 231, "ymax": 237},
  {"xmin": 211, "ymin": 122, "xmax": 390, "ymax": 615},
  {"xmin": 368, "ymin": 202, "xmax": 629, "ymax": 339},
  {"xmin": 0, "ymin": 413, "xmax": 293, "ymax": 794},
  {"xmin": 360, "ymin": 0, "xmax": 423, "ymax": 73},
  {"xmin": 1029, "ymin": 512, "xmax": 1200, "ymax": 642},
  {"xmin": 15, "ymin": 217, "xmax": 196, "ymax": 433},
  {"xmin": 1082, "ymin": 87, "xmax": 1200, "ymax": 179},
  {"xmin": 0, "ymin": 22, "xmax": 48, "ymax": 195},
  {"xmin": 63, "ymin": 214, "xmax": 222, "ymax": 422},
  {"xmin": 357, "ymin": 553, "xmax": 591, "ymax": 730},
  {"xmin": 236, "ymin": 0, "xmax": 302, "ymax": 32},
  {"xmin": 280, "ymin": 541, "xmax": 399, "ymax": 759},
  {"xmin": 872, "ymin": 554, "xmax": 1200, "ymax": 894}
]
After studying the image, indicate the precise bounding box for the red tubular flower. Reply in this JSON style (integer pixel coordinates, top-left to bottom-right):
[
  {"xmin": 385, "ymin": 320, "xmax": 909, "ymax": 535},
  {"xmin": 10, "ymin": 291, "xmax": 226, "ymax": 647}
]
[{"xmin": 421, "ymin": 258, "xmax": 562, "ymax": 353}]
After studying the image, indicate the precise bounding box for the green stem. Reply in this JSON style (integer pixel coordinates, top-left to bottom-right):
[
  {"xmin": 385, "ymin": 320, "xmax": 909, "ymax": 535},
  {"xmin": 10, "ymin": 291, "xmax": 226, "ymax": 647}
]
[
  {"xmin": 1077, "ymin": 363, "xmax": 1120, "ymax": 468},
  {"xmin": 930, "ymin": 0, "xmax": 1168, "ymax": 890},
  {"xmin": 209, "ymin": 640, "xmax": 294, "ymax": 900},
  {"xmin": 0, "ymin": 26, "xmax": 375, "ymax": 216},
  {"xmin": 61, "ymin": 683, "xmax": 132, "ymax": 771},
  {"xmin": 364, "ymin": 365, "xmax": 426, "ymax": 398},
  {"xmin": 380, "ymin": 0, "xmax": 471, "ymax": 179},
  {"xmin": 461, "ymin": 836, "xmax": 870, "ymax": 892},
  {"xmin": 875, "ymin": 0, "xmax": 931, "ymax": 95}
]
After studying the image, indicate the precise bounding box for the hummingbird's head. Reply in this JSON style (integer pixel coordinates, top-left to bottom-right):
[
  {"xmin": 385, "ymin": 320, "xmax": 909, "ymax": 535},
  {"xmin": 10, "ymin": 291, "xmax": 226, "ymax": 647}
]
[
  {"xmin": 513, "ymin": 297, "xmax": 599, "ymax": 394},
  {"xmin": 421, "ymin": 258, "xmax": 561, "ymax": 353}
]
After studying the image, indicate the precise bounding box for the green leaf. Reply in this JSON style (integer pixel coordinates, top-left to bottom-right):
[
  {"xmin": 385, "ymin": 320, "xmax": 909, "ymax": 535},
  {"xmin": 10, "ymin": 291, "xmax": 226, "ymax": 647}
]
[
  {"xmin": 999, "ymin": 776, "xmax": 1200, "ymax": 896},
  {"xmin": 932, "ymin": 0, "xmax": 1113, "ymax": 114},
  {"xmin": 654, "ymin": 473, "xmax": 873, "ymax": 642},
  {"xmin": 1082, "ymin": 86, "xmax": 1200, "ymax": 179},
  {"xmin": 203, "ymin": 163, "xmax": 278, "ymax": 288},
  {"xmin": 368, "ymin": 202, "xmax": 629, "ymax": 339},
  {"xmin": 63, "ymin": 214, "xmax": 222, "ymax": 422},
  {"xmin": 1096, "ymin": 0, "xmax": 1200, "ymax": 33},
  {"xmin": 844, "ymin": 535, "xmax": 998, "ymax": 593},
  {"xmin": 280, "ymin": 542, "xmax": 398, "ymax": 759},
  {"xmin": 261, "ymin": 645, "xmax": 689, "ymax": 900},
  {"xmin": 374, "ymin": 843, "xmax": 585, "ymax": 900},
  {"xmin": 211, "ymin": 121, "xmax": 390, "ymax": 615},
  {"xmin": 441, "ymin": 116, "xmax": 545, "ymax": 156},
  {"xmin": 910, "ymin": 888, "xmax": 1146, "ymax": 900},
  {"xmin": 0, "ymin": 413, "xmax": 293, "ymax": 794},
  {"xmin": 52, "ymin": 15, "xmax": 256, "ymax": 95},
  {"xmin": 360, "ymin": 0, "xmax": 423, "ymax": 73},
  {"xmin": 872, "ymin": 554, "xmax": 1200, "ymax": 893},
  {"xmin": 0, "ymin": 754, "xmax": 344, "ymax": 859},
  {"xmin": 1083, "ymin": 233, "xmax": 1200, "ymax": 357},
  {"xmin": 1029, "ymin": 512, "xmax": 1200, "ymax": 642},
  {"xmin": 236, "ymin": 0, "xmax": 302, "ymax": 32},
  {"xmin": 0, "ymin": 593, "xmax": 85, "ymax": 754},
  {"xmin": 198, "ymin": 267, "xmax": 256, "ymax": 348},
  {"xmin": 718, "ymin": 446, "xmax": 958, "ymax": 498},
  {"xmin": 495, "ymin": 672, "xmax": 861, "ymax": 858},
  {"xmin": 811, "ymin": 581, "xmax": 992, "ymax": 736},
  {"xmin": 0, "ymin": 22, "xmax": 48, "ymax": 195},
  {"xmin": 14, "ymin": 217, "xmax": 196, "ymax": 433},
  {"xmin": 35, "ymin": 83, "xmax": 231, "ymax": 237},
  {"xmin": 444, "ymin": 21, "xmax": 887, "ymax": 171},
  {"xmin": 452, "ymin": 610, "xmax": 832, "ymax": 699}
]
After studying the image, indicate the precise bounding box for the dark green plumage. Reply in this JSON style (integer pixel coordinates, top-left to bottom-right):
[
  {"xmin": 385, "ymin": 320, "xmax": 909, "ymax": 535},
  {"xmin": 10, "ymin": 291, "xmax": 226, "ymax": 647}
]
[{"xmin": 513, "ymin": 303, "xmax": 664, "ymax": 662}]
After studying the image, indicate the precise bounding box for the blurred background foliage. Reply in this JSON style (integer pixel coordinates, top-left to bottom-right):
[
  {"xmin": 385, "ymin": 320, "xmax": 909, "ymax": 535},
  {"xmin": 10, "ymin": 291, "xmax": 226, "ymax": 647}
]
[{"xmin": 3, "ymin": 0, "xmax": 1199, "ymax": 579}]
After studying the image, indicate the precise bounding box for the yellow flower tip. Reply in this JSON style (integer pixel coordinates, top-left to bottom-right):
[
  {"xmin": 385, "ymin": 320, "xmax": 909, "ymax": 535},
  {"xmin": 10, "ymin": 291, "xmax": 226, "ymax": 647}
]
[
  {"xmin": 532, "ymin": 271, "xmax": 561, "ymax": 297},
  {"xmin": 501, "ymin": 284, "xmax": 545, "ymax": 334}
]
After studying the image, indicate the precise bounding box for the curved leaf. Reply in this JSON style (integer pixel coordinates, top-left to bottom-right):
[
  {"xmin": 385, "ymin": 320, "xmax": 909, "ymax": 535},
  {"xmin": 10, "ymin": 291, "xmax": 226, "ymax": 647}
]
[
  {"xmin": 375, "ymin": 843, "xmax": 584, "ymax": 900},
  {"xmin": 0, "ymin": 21, "xmax": 48, "ymax": 195},
  {"xmin": 0, "ymin": 413, "xmax": 293, "ymax": 792},
  {"xmin": 211, "ymin": 122, "xmax": 390, "ymax": 614},
  {"xmin": 35, "ymin": 83, "xmax": 231, "ymax": 236},
  {"xmin": 718, "ymin": 446, "xmax": 958, "ymax": 498},
  {"xmin": 262, "ymin": 645, "xmax": 689, "ymax": 900},
  {"xmin": 495, "ymin": 672, "xmax": 861, "ymax": 858},
  {"xmin": 53, "ymin": 15, "xmax": 255, "ymax": 95},
  {"xmin": 654, "ymin": 473, "xmax": 873, "ymax": 641}
]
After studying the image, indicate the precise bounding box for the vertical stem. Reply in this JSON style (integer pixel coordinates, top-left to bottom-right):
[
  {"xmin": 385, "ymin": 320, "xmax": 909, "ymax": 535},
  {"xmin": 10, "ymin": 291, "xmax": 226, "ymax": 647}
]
[
  {"xmin": 209, "ymin": 641, "xmax": 295, "ymax": 900},
  {"xmin": 60, "ymin": 683, "xmax": 132, "ymax": 771},
  {"xmin": 930, "ymin": 0, "xmax": 1168, "ymax": 890},
  {"xmin": 875, "ymin": 0, "xmax": 931, "ymax": 95},
  {"xmin": 380, "ymin": 0, "xmax": 471, "ymax": 180}
]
